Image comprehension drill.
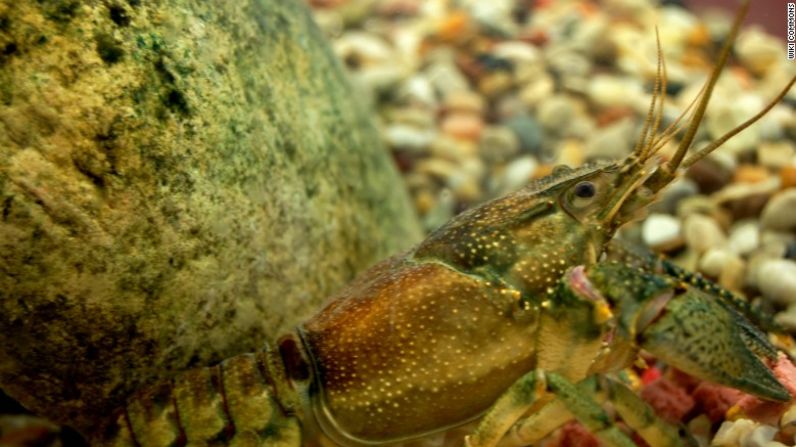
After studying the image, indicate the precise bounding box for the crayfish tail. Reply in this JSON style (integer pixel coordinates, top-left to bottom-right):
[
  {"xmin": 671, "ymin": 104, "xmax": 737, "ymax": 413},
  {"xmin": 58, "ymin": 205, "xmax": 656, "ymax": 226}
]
[{"xmin": 98, "ymin": 352, "xmax": 301, "ymax": 446}]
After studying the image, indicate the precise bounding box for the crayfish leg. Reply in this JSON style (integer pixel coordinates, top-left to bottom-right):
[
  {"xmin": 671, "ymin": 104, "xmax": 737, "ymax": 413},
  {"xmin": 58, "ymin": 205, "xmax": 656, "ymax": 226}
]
[{"xmin": 466, "ymin": 370, "xmax": 637, "ymax": 447}]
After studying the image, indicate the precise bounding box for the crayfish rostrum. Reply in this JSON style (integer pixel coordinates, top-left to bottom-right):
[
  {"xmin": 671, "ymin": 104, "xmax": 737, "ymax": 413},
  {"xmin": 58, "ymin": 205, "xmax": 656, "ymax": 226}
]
[{"xmin": 102, "ymin": 2, "xmax": 796, "ymax": 446}]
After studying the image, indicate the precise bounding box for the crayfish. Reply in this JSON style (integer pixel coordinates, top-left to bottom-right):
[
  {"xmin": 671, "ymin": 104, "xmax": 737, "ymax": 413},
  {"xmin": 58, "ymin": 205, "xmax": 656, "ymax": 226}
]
[{"xmin": 101, "ymin": 1, "xmax": 796, "ymax": 446}]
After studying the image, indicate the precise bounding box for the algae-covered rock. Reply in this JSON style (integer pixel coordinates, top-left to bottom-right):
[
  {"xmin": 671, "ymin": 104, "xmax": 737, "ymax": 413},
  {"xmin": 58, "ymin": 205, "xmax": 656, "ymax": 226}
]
[{"xmin": 0, "ymin": 0, "xmax": 421, "ymax": 433}]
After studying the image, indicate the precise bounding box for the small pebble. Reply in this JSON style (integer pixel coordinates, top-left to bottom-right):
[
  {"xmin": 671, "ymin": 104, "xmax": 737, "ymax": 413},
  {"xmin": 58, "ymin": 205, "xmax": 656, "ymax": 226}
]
[
  {"xmin": 441, "ymin": 113, "xmax": 484, "ymax": 141},
  {"xmin": 686, "ymin": 157, "xmax": 733, "ymax": 194},
  {"xmin": 728, "ymin": 221, "xmax": 760, "ymax": 256},
  {"xmin": 756, "ymin": 259, "xmax": 796, "ymax": 305},
  {"xmin": 780, "ymin": 166, "xmax": 796, "ymax": 189},
  {"xmin": 642, "ymin": 214, "xmax": 683, "ymax": 251},
  {"xmin": 385, "ymin": 124, "xmax": 436, "ymax": 151},
  {"xmin": 519, "ymin": 74, "xmax": 555, "ymax": 108},
  {"xmin": 778, "ymin": 402, "xmax": 796, "ymax": 436},
  {"xmin": 776, "ymin": 305, "xmax": 796, "ymax": 333},
  {"xmin": 537, "ymin": 95, "xmax": 578, "ymax": 135},
  {"xmin": 479, "ymin": 126, "xmax": 520, "ymax": 165},
  {"xmin": 425, "ymin": 62, "xmax": 470, "ymax": 98},
  {"xmin": 504, "ymin": 114, "xmax": 545, "ymax": 157},
  {"xmin": 583, "ymin": 118, "xmax": 634, "ymax": 161},
  {"xmin": 741, "ymin": 424, "xmax": 778, "ymax": 447},
  {"xmin": 554, "ymin": 139, "xmax": 585, "ymax": 168},
  {"xmin": 422, "ymin": 189, "xmax": 455, "ymax": 231},
  {"xmin": 712, "ymin": 419, "xmax": 758, "ymax": 447},
  {"xmin": 399, "ymin": 75, "xmax": 437, "ymax": 107},
  {"xmin": 734, "ymin": 165, "xmax": 772, "ymax": 184},
  {"xmin": 492, "ymin": 156, "xmax": 537, "ymax": 196},
  {"xmin": 650, "ymin": 178, "xmax": 699, "ymax": 215},
  {"xmin": 587, "ymin": 75, "xmax": 643, "ymax": 109},
  {"xmin": 430, "ymin": 136, "xmax": 476, "ymax": 162},
  {"xmin": 736, "ymin": 28, "xmax": 783, "ymax": 76},
  {"xmin": 443, "ymin": 91, "xmax": 485, "ymax": 115},
  {"xmin": 683, "ymin": 213, "xmax": 726, "ymax": 255},
  {"xmin": 757, "ymin": 141, "xmax": 795, "ymax": 169},
  {"xmin": 761, "ymin": 189, "xmax": 796, "ymax": 232},
  {"xmin": 699, "ymin": 248, "xmax": 740, "ymax": 278}
]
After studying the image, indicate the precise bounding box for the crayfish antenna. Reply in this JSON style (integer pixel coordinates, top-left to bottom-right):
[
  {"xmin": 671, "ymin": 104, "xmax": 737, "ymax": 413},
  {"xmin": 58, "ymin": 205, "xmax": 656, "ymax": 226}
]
[
  {"xmin": 682, "ymin": 74, "xmax": 796, "ymax": 168},
  {"xmin": 643, "ymin": 0, "xmax": 749, "ymax": 193}
]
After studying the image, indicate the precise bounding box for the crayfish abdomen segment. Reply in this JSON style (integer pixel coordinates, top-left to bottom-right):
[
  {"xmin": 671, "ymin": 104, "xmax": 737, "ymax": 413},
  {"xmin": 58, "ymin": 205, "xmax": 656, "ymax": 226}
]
[
  {"xmin": 301, "ymin": 258, "xmax": 539, "ymax": 444},
  {"xmin": 103, "ymin": 352, "xmax": 300, "ymax": 446}
]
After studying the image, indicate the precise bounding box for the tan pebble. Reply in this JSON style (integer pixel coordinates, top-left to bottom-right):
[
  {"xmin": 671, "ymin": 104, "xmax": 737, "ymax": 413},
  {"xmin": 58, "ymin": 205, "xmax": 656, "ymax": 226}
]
[
  {"xmin": 519, "ymin": 75, "xmax": 554, "ymax": 108},
  {"xmin": 761, "ymin": 189, "xmax": 796, "ymax": 232},
  {"xmin": 779, "ymin": 401, "xmax": 796, "ymax": 436},
  {"xmin": 533, "ymin": 164, "xmax": 555, "ymax": 179},
  {"xmin": 441, "ymin": 113, "xmax": 484, "ymax": 141},
  {"xmin": 555, "ymin": 139, "xmax": 585, "ymax": 167},
  {"xmin": 758, "ymin": 141, "xmax": 795, "ymax": 169},
  {"xmin": 478, "ymin": 126, "xmax": 519, "ymax": 164},
  {"xmin": 699, "ymin": 248, "xmax": 738, "ymax": 278},
  {"xmin": 686, "ymin": 414, "xmax": 712, "ymax": 447},
  {"xmin": 780, "ymin": 166, "xmax": 796, "ymax": 190},
  {"xmin": 712, "ymin": 419, "xmax": 758, "ymax": 446},
  {"xmin": 734, "ymin": 165, "xmax": 771, "ymax": 184},
  {"xmin": 718, "ymin": 254, "xmax": 745, "ymax": 293},
  {"xmin": 683, "ymin": 213, "xmax": 727, "ymax": 255},
  {"xmin": 443, "ymin": 91, "xmax": 485, "ymax": 115},
  {"xmin": 414, "ymin": 190, "xmax": 435, "ymax": 215},
  {"xmin": 595, "ymin": 106, "xmax": 634, "ymax": 127},
  {"xmin": 728, "ymin": 221, "xmax": 760, "ymax": 256},
  {"xmin": 430, "ymin": 136, "xmax": 477, "ymax": 161},
  {"xmin": 756, "ymin": 259, "xmax": 796, "ymax": 305},
  {"xmin": 736, "ymin": 28, "xmax": 782, "ymax": 76},
  {"xmin": 477, "ymin": 71, "xmax": 514, "ymax": 98},
  {"xmin": 776, "ymin": 305, "xmax": 796, "ymax": 332},
  {"xmin": 416, "ymin": 158, "xmax": 458, "ymax": 179}
]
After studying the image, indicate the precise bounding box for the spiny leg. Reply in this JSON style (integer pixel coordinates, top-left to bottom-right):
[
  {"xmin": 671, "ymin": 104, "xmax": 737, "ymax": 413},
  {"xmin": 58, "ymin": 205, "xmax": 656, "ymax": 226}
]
[
  {"xmin": 602, "ymin": 376, "xmax": 696, "ymax": 447},
  {"xmin": 497, "ymin": 377, "xmax": 599, "ymax": 447},
  {"xmin": 465, "ymin": 371, "xmax": 636, "ymax": 447}
]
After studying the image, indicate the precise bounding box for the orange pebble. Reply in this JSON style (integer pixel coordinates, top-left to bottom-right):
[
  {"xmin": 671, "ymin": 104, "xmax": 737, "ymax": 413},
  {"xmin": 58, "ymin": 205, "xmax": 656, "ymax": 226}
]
[
  {"xmin": 733, "ymin": 164, "xmax": 770, "ymax": 183},
  {"xmin": 440, "ymin": 113, "xmax": 483, "ymax": 141},
  {"xmin": 730, "ymin": 66, "xmax": 753, "ymax": 90},
  {"xmin": 687, "ymin": 24, "xmax": 710, "ymax": 47},
  {"xmin": 681, "ymin": 49, "xmax": 710, "ymax": 69},
  {"xmin": 436, "ymin": 11, "xmax": 471, "ymax": 43},
  {"xmin": 575, "ymin": 1, "xmax": 599, "ymax": 17},
  {"xmin": 780, "ymin": 165, "xmax": 796, "ymax": 189},
  {"xmin": 533, "ymin": 164, "xmax": 555, "ymax": 179}
]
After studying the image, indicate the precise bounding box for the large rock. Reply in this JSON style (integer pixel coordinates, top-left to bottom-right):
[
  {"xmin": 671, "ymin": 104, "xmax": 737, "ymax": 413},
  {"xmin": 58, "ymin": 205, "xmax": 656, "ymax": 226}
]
[{"xmin": 0, "ymin": 0, "xmax": 421, "ymax": 434}]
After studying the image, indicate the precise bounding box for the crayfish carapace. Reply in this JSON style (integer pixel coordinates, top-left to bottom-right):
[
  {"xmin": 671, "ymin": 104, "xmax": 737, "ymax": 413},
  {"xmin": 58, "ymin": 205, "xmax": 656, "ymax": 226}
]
[{"xmin": 102, "ymin": 1, "xmax": 796, "ymax": 446}]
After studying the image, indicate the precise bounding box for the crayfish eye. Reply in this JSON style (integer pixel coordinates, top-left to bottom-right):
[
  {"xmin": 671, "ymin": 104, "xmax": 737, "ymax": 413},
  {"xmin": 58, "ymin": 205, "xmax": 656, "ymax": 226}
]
[{"xmin": 574, "ymin": 181, "xmax": 596, "ymax": 198}]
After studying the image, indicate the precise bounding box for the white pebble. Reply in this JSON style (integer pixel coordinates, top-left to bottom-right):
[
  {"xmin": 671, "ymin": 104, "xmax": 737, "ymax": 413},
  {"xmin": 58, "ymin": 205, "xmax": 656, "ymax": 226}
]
[
  {"xmin": 761, "ymin": 189, "xmax": 796, "ymax": 232},
  {"xmin": 642, "ymin": 214, "xmax": 683, "ymax": 250},
  {"xmin": 587, "ymin": 75, "xmax": 643, "ymax": 108},
  {"xmin": 699, "ymin": 248, "xmax": 740, "ymax": 278},
  {"xmin": 740, "ymin": 424, "xmax": 777, "ymax": 447},
  {"xmin": 736, "ymin": 28, "xmax": 783, "ymax": 76},
  {"xmin": 493, "ymin": 156, "xmax": 537, "ymax": 196},
  {"xmin": 683, "ymin": 214, "xmax": 726, "ymax": 255},
  {"xmin": 385, "ymin": 124, "xmax": 436, "ymax": 151},
  {"xmin": 728, "ymin": 221, "xmax": 760, "ymax": 256},
  {"xmin": 713, "ymin": 419, "xmax": 758, "ymax": 446},
  {"xmin": 756, "ymin": 259, "xmax": 796, "ymax": 305}
]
